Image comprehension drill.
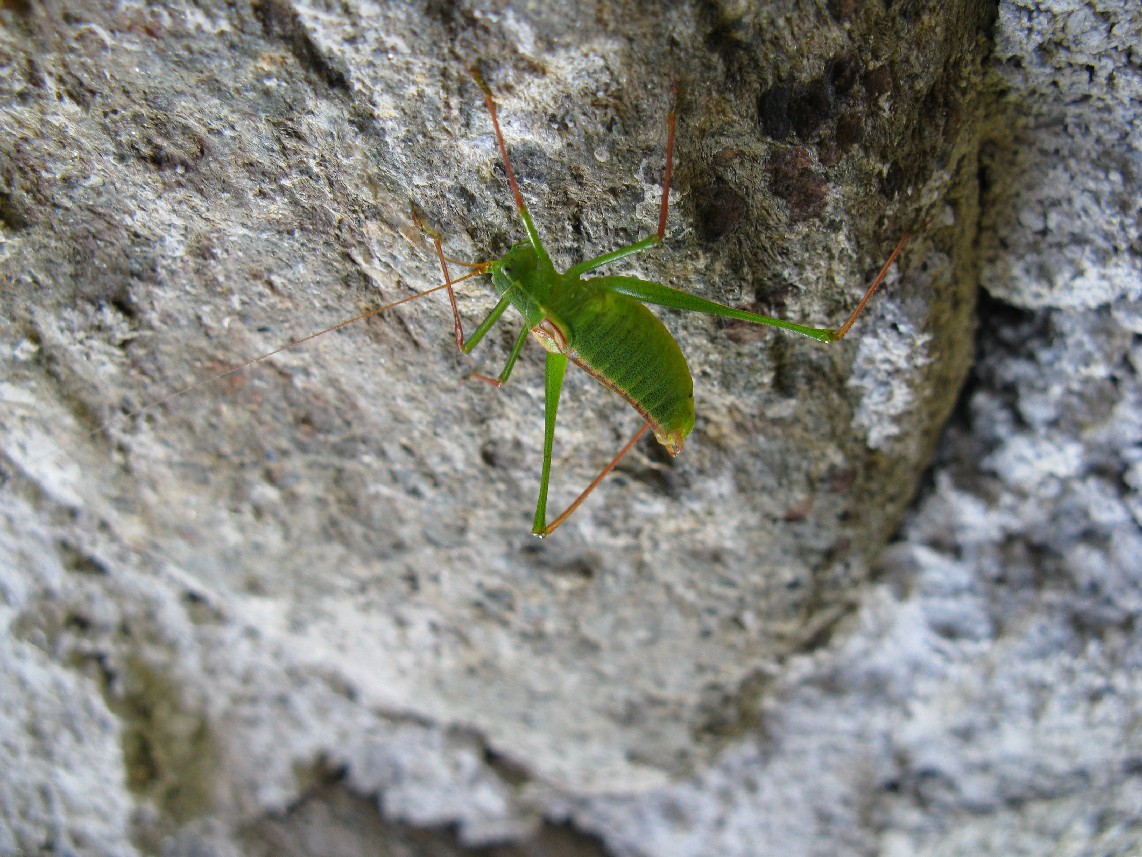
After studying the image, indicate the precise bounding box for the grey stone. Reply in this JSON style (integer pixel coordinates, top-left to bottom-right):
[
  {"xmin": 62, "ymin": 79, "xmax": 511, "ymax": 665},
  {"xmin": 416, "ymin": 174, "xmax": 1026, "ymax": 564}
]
[{"xmin": 6, "ymin": 0, "xmax": 1132, "ymax": 854}]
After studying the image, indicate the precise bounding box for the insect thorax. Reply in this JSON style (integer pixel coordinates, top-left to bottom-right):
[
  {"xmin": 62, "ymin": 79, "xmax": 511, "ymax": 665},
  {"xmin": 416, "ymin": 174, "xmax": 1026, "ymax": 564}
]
[{"xmin": 490, "ymin": 243, "xmax": 556, "ymax": 327}]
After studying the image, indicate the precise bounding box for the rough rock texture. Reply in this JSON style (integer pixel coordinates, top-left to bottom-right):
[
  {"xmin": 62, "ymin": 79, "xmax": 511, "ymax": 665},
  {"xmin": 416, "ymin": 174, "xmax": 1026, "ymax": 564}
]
[{"xmin": 2, "ymin": 0, "xmax": 1136, "ymax": 854}]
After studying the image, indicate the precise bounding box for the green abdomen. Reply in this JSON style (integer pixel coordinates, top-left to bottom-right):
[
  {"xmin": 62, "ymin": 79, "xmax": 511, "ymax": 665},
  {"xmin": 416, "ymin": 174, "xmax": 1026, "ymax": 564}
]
[{"xmin": 554, "ymin": 284, "xmax": 695, "ymax": 450}]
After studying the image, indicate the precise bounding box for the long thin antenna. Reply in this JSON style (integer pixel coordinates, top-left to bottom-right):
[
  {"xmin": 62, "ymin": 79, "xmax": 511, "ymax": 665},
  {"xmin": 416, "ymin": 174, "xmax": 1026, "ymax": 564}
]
[{"xmin": 37, "ymin": 270, "xmax": 486, "ymax": 455}]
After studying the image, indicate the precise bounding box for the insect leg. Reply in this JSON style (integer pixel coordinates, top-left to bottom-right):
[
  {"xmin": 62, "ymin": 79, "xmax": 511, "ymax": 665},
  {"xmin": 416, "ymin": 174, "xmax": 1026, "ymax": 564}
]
[
  {"xmin": 418, "ymin": 199, "xmax": 533, "ymax": 387},
  {"xmin": 596, "ymin": 275, "xmax": 838, "ymax": 342},
  {"xmin": 469, "ymin": 324, "xmax": 530, "ymax": 388},
  {"xmin": 416, "ymin": 211, "xmax": 498, "ymax": 353},
  {"xmin": 425, "ymin": 226, "xmax": 467, "ymax": 352},
  {"xmin": 831, "ymin": 230, "xmax": 911, "ymax": 340},
  {"xmin": 566, "ymin": 82, "xmax": 678, "ymax": 278},
  {"xmin": 539, "ymin": 422, "xmax": 652, "ymax": 537},
  {"xmin": 566, "ymin": 235, "xmax": 662, "ymax": 278},
  {"xmin": 532, "ymin": 351, "xmax": 568, "ymax": 535},
  {"xmin": 598, "ymin": 227, "xmax": 909, "ymax": 342},
  {"xmin": 470, "ymin": 68, "xmax": 554, "ymax": 271},
  {"xmin": 461, "ymin": 292, "xmax": 513, "ymax": 353}
]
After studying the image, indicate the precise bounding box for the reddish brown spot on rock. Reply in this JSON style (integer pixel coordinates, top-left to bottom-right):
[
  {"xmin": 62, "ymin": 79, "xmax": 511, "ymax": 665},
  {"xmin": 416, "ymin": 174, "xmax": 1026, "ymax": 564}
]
[
  {"xmin": 696, "ymin": 180, "xmax": 747, "ymax": 241},
  {"xmin": 758, "ymin": 84, "xmax": 793, "ymax": 141},
  {"xmin": 828, "ymin": 53, "xmax": 862, "ymax": 97},
  {"xmin": 827, "ymin": 0, "xmax": 860, "ymax": 21},
  {"xmin": 769, "ymin": 148, "xmax": 829, "ymax": 221},
  {"xmin": 789, "ymin": 80, "xmax": 835, "ymax": 139},
  {"xmin": 864, "ymin": 65, "xmax": 894, "ymax": 98},
  {"xmin": 784, "ymin": 493, "xmax": 816, "ymax": 522},
  {"xmin": 835, "ymin": 111, "xmax": 865, "ymax": 151},
  {"xmin": 827, "ymin": 466, "xmax": 857, "ymax": 493}
]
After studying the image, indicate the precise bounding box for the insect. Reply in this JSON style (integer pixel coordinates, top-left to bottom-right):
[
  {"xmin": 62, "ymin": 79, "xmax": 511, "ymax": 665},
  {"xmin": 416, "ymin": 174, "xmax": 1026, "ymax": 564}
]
[
  {"xmin": 407, "ymin": 69, "xmax": 910, "ymax": 536},
  {"xmin": 101, "ymin": 69, "xmax": 910, "ymax": 538}
]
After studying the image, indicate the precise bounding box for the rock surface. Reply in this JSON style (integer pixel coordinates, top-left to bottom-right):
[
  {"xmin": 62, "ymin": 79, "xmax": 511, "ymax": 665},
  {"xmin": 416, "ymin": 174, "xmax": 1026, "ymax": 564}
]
[{"xmin": 2, "ymin": 0, "xmax": 1136, "ymax": 854}]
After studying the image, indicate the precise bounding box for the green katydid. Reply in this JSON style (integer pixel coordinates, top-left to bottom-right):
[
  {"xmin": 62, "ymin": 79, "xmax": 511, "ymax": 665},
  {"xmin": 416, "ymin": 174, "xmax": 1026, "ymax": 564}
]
[
  {"xmin": 97, "ymin": 69, "xmax": 909, "ymax": 538},
  {"xmin": 407, "ymin": 69, "xmax": 910, "ymax": 536}
]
